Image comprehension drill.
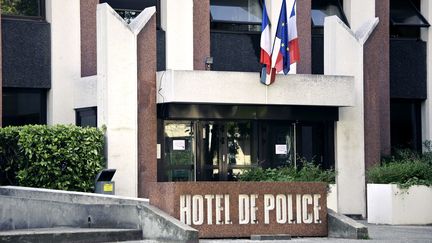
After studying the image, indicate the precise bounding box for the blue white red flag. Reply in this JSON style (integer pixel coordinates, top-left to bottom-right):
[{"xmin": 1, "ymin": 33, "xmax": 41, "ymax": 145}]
[
  {"xmin": 288, "ymin": 0, "xmax": 300, "ymax": 65},
  {"xmin": 260, "ymin": 0, "xmax": 272, "ymax": 85},
  {"xmin": 270, "ymin": 0, "xmax": 290, "ymax": 83}
]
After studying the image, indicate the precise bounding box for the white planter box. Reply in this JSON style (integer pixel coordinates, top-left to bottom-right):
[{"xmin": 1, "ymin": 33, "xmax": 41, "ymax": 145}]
[{"xmin": 367, "ymin": 184, "xmax": 432, "ymax": 225}]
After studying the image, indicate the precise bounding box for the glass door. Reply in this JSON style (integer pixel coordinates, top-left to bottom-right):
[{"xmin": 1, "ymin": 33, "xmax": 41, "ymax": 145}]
[
  {"xmin": 196, "ymin": 121, "xmax": 256, "ymax": 181},
  {"xmin": 163, "ymin": 121, "xmax": 195, "ymax": 181}
]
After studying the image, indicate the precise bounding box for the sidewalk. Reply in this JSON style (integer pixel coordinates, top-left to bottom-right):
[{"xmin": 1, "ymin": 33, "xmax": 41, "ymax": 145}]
[
  {"xmin": 122, "ymin": 221, "xmax": 432, "ymax": 243},
  {"xmin": 200, "ymin": 221, "xmax": 432, "ymax": 243}
]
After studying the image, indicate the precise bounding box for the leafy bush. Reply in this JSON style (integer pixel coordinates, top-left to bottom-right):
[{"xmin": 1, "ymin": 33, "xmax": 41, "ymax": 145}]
[
  {"xmin": 238, "ymin": 162, "xmax": 336, "ymax": 184},
  {"xmin": 0, "ymin": 125, "xmax": 105, "ymax": 192},
  {"xmin": 367, "ymin": 145, "xmax": 432, "ymax": 189}
]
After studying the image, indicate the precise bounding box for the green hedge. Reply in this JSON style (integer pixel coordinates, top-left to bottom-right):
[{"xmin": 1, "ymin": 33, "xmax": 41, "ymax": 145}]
[
  {"xmin": 237, "ymin": 162, "xmax": 336, "ymax": 184},
  {"xmin": 367, "ymin": 147, "xmax": 432, "ymax": 188},
  {"xmin": 0, "ymin": 125, "xmax": 105, "ymax": 192}
]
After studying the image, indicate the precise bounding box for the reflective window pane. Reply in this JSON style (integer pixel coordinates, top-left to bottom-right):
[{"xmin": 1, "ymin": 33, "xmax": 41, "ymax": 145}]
[
  {"xmin": 164, "ymin": 121, "xmax": 195, "ymax": 181},
  {"xmin": 76, "ymin": 107, "xmax": 97, "ymax": 128},
  {"xmin": 0, "ymin": 0, "xmax": 42, "ymax": 18},
  {"xmin": 3, "ymin": 88, "xmax": 46, "ymax": 126},
  {"xmin": 390, "ymin": 0, "xmax": 429, "ymax": 26},
  {"xmin": 311, "ymin": 0, "xmax": 347, "ymax": 28},
  {"xmin": 210, "ymin": 0, "xmax": 262, "ymax": 24}
]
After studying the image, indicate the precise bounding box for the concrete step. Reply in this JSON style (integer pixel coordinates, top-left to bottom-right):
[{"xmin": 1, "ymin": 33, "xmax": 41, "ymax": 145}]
[{"xmin": 0, "ymin": 227, "xmax": 143, "ymax": 243}]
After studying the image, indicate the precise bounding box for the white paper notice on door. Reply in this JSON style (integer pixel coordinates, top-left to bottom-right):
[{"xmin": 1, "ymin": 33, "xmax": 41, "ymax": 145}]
[
  {"xmin": 275, "ymin": 144, "xmax": 287, "ymax": 154},
  {"xmin": 173, "ymin": 140, "xmax": 186, "ymax": 150}
]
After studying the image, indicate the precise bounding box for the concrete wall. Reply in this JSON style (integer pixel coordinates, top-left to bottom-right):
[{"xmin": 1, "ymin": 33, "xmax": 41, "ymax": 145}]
[
  {"xmin": 327, "ymin": 184, "xmax": 338, "ymax": 212},
  {"xmin": 160, "ymin": 0, "xmax": 194, "ymax": 70},
  {"xmin": 324, "ymin": 16, "xmax": 378, "ymax": 217},
  {"xmin": 421, "ymin": 0, "xmax": 432, "ymax": 145},
  {"xmin": 367, "ymin": 184, "xmax": 432, "ymax": 225},
  {"xmin": 343, "ymin": 0, "xmax": 375, "ymax": 31},
  {"xmin": 157, "ymin": 70, "xmax": 355, "ymax": 107},
  {"xmin": 74, "ymin": 75, "xmax": 97, "ymax": 109},
  {"xmin": 97, "ymin": 4, "xmax": 155, "ymax": 197},
  {"xmin": 45, "ymin": 0, "xmax": 80, "ymax": 125},
  {"xmin": 0, "ymin": 186, "xmax": 198, "ymax": 241}
]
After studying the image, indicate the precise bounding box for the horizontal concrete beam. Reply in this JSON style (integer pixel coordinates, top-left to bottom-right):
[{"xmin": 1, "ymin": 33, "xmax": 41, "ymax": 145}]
[{"xmin": 157, "ymin": 70, "xmax": 355, "ymax": 107}]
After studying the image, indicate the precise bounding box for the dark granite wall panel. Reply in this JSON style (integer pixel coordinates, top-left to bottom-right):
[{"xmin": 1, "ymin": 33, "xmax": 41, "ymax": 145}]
[
  {"xmin": 156, "ymin": 30, "xmax": 166, "ymax": 71},
  {"xmin": 0, "ymin": 1, "xmax": 2, "ymax": 126},
  {"xmin": 364, "ymin": 0, "xmax": 390, "ymax": 169},
  {"xmin": 390, "ymin": 39, "xmax": 427, "ymax": 99},
  {"xmin": 80, "ymin": 0, "xmax": 98, "ymax": 77},
  {"xmin": 311, "ymin": 35, "xmax": 324, "ymax": 74},
  {"xmin": 193, "ymin": 0, "xmax": 210, "ymax": 70},
  {"xmin": 137, "ymin": 16, "xmax": 157, "ymax": 198},
  {"xmin": 158, "ymin": 104, "xmax": 339, "ymax": 122},
  {"xmin": 211, "ymin": 32, "xmax": 261, "ymax": 72},
  {"xmin": 1, "ymin": 19, "xmax": 50, "ymax": 88}
]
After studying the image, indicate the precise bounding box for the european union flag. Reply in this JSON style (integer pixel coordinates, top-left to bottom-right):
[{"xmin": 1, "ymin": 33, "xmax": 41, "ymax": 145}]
[{"xmin": 271, "ymin": 0, "xmax": 290, "ymax": 77}]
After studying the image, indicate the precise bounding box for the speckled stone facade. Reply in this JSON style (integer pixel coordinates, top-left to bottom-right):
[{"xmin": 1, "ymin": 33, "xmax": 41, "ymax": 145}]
[
  {"xmin": 193, "ymin": 0, "xmax": 210, "ymax": 70},
  {"xmin": 80, "ymin": 0, "xmax": 98, "ymax": 77},
  {"xmin": 297, "ymin": 0, "xmax": 312, "ymax": 74},
  {"xmin": 150, "ymin": 182, "xmax": 328, "ymax": 238},
  {"xmin": 364, "ymin": 0, "xmax": 390, "ymax": 169},
  {"xmin": 137, "ymin": 16, "xmax": 157, "ymax": 198}
]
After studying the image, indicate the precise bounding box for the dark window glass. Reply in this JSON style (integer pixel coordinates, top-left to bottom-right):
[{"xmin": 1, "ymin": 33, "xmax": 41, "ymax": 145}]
[
  {"xmin": 100, "ymin": 0, "xmax": 160, "ymax": 27},
  {"xmin": 390, "ymin": 0, "xmax": 429, "ymax": 27},
  {"xmin": 210, "ymin": 0, "xmax": 262, "ymax": 32},
  {"xmin": 311, "ymin": 0, "xmax": 348, "ymax": 29},
  {"xmin": 390, "ymin": 99, "xmax": 422, "ymax": 152},
  {"xmin": 76, "ymin": 107, "xmax": 97, "ymax": 127},
  {"xmin": 390, "ymin": 0, "xmax": 429, "ymax": 39},
  {"xmin": 0, "ymin": 0, "xmax": 44, "ymax": 19},
  {"xmin": 2, "ymin": 88, "xmax": 46, "ymax": 126}
]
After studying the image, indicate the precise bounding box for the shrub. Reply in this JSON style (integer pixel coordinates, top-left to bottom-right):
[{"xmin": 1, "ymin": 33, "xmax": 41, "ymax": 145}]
[
  {"xmin": 237, "ymin": 161, "xmax": 336, "ymax": 184},
  {"xmin": 0, "ymin": 125, "xmax": 105, "ymax": 192},
  {"xmin": 367, "ymin": 146, "xmax": 432, "ymax": 189}
]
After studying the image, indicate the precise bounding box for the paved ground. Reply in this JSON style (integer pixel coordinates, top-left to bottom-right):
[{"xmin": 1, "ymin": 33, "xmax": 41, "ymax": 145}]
[{"xmin": 124, "ymin": 221, "xmax": 432, "ymax": 242}]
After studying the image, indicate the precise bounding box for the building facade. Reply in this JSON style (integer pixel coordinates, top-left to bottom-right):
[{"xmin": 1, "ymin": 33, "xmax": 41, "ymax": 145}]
[{"xmin": 1, "ymin": 0, "xmax": 431, "ymax": 218}]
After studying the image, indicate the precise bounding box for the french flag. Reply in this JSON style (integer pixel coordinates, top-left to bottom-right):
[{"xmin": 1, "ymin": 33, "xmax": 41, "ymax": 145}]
[
  {"xmin": 288, "ymin": 0, "xmax": 300, "ymax": 65},
  {"xmin": 259, "ymin": 0, "xmax": 272, "ymax": 85}
]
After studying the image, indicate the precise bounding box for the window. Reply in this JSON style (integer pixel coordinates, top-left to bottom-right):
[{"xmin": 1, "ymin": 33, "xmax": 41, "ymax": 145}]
[
  {"xmin": 311, "ymin": 0, "xmax": 348, "ymax": 33},
  {"xmin": 390, "ymin": 0, "xmax": 430, "ymax": 39},
  {"xmin": 76, "ymin": 107, "xmax": 97, "ymax": 128},
  {"xmin": 0, "ymin": 0, "xmax": 44, "ymax": 19},
  {"xmin": 100, "ymin": 0, "xmax": 160, "ymax": 27},
  {"xmin": 390, "ymin": 99, "xmax": 422, "ymax": 152},
  {"xmin": 2, "ymin": 88, "xmax": 46, "ymax": 126},
  {"xmin": 210, "ymin": 0, "xmax": 262, "ymax": 32}
]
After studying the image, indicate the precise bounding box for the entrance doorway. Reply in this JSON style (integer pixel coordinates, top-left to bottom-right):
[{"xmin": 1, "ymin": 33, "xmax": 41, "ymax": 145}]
[
  {"xmin": 159, "ymin": 120, "xmax": 333, "ymax": 182},
  {"xmin": 196, "ymin": 121, "xmax": 256, "ymax": 181}
]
